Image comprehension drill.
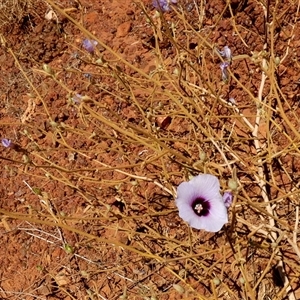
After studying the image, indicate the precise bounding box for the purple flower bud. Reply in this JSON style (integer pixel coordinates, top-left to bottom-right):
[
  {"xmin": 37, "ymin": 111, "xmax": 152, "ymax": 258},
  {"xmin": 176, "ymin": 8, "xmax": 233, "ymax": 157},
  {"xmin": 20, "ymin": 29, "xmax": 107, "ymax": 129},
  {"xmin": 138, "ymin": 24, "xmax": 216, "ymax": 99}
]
[
  {"xmin": 153, "ymin": 0, "xmax": 177, "ymax": 12},
  {"xmin": 82, "ymin": 39, "xmax": 98, "ymax": 53},
  {"xmin": 1, "ymin": 138, "xmax": 12, "ymax": 148},
  {"xmin": 223, "ymin": 191, "xmax": 233, "ymax": 208},
  {"xmin": 220, "ymin": 62, "xmax": 230, "ymax": 82},
  {"xmin": 219, "ymin": 46, "xmax": 232, "ymax": 61}
]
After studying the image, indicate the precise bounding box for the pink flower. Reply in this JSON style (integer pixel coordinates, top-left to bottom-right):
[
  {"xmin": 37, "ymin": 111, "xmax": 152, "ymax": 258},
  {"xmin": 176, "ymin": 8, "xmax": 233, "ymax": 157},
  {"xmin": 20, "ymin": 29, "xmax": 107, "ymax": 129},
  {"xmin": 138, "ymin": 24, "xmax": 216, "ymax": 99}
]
[{"xmin": 175, "ymin": 174, "xmax": 228, "ymax": 232}]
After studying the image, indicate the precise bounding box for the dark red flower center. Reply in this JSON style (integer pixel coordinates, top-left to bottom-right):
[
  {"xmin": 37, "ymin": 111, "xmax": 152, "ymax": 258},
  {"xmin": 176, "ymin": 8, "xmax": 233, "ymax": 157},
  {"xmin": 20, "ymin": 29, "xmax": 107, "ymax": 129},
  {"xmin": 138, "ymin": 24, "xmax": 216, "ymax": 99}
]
[{"xmin": 192, "ymin": 197, "xmax": 210, "ymax": 217}]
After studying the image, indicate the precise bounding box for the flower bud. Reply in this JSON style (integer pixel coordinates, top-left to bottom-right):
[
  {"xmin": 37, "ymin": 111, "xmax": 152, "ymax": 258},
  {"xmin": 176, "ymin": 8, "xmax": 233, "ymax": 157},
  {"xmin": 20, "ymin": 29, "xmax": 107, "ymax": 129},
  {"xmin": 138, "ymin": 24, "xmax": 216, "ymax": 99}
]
[
  {"xmin": 228, "ymin": 178, "xmax": 238, "ymax": 191},
  {"xmin": 43, "ymin": 63, "xmax": 54, "ymax": 75},
  {"xmin": 199, "ymin": 150, "xmax": 207, "ymax": 162}
]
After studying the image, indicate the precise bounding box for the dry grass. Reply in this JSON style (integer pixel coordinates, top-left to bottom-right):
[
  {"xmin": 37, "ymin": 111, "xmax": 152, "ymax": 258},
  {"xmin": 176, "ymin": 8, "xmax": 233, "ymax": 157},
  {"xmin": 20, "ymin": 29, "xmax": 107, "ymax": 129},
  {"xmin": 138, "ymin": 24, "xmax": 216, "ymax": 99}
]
[
  {"xmin": 0, "ymin": 0, "xmax": 300, "ymax": 299},
  {"xmin": 0, "ymin": 0, "xmax": 34, "ymax": 27}
]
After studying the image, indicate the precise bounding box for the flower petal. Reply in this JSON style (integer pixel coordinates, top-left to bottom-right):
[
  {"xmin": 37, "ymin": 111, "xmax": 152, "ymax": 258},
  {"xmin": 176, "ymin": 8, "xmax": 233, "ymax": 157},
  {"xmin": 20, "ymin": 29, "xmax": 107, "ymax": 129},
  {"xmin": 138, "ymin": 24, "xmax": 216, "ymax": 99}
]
[
  {"xmin": 189, "ymin": 174, "xmax": 222, "ymax": 202},
  {"xmin": 176, "ymin": 181, "xmax": 198, "ymax": 205},
  {"xmin": 201, "ymin": 200, "xmax": 228, "ymax": 232}
]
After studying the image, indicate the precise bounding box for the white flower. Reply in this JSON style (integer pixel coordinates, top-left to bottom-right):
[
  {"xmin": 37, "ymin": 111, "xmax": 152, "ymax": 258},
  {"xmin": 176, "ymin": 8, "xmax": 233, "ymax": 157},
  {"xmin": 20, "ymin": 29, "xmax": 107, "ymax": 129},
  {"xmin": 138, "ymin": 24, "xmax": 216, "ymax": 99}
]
[{"xmin": 175, "ymin": 174, "xmax": 228, "ymax": 232}]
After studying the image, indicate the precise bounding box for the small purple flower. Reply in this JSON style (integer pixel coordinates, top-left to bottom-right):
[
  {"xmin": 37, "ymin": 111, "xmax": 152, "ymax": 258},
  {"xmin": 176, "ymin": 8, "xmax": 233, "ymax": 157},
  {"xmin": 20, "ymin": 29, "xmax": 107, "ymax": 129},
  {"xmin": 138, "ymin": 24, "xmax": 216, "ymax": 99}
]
[
  {"xmin": 223, "ymin": 191, "xmax": 233, "ymax": 208},
  {"xmin": 220, "ymin": 62, "xmax": 230, "ymax": 82},
  {"xmin": 153, "ymin": 0, "xmax": 177, "ymax": 12},
  {"xmin": 1, "ymin": 138, "xmax": 12, "ymax": 148},
  {"xmin": 82, "ymin": 39, "xmax": 98, "ymax": 53},
  {"xmin": 175, "ymin": 174, "xmax": 228, "ymax": 232},
  {"xmin": 219, "ymin": 46, "xmax": 232, "ymax": 61}
]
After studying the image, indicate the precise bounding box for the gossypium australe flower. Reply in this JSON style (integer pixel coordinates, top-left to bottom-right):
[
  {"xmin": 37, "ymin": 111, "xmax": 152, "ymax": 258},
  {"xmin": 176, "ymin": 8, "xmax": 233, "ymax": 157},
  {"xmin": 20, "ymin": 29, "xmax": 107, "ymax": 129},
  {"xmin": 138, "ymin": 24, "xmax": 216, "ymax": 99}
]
[{"xmin": 175, "ymin": 174, "xmax": 228, "ymax": 232}]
